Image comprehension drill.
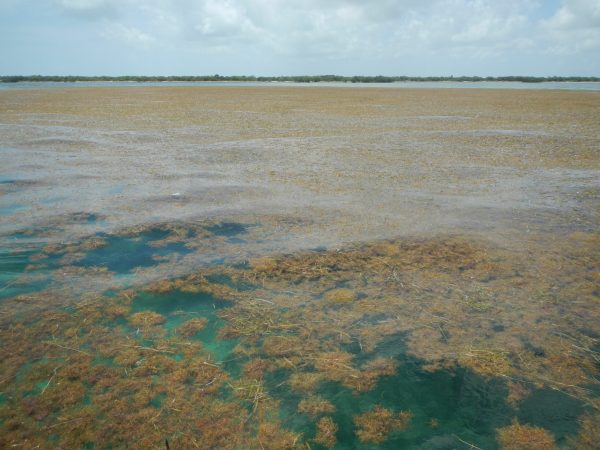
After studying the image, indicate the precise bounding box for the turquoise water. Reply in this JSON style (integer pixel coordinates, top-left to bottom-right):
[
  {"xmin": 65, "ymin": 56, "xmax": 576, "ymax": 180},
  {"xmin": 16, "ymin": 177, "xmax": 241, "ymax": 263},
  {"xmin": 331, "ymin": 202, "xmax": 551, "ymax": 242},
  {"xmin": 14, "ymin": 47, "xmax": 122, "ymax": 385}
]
[
  {"xmin": 0, "ymin": 224, "xmax": 595, "ymax": 448},
  {"xmin": 74, "ymin": 229, "xmax": 192, "ymax": 273},
  {"xmin": 0, "ymin": 245, "xmax": 57, "ymax": 299},
  {"xmin": 0, "ymin": 203, "xmax": 29, "ymax": 215},
  {"xmin": 265, "ymin": 339, "xmax": 584, "ymax": 449},
  {"xmin": 132, "ymin": 289, "xmax": 238, "ymax": 363}
]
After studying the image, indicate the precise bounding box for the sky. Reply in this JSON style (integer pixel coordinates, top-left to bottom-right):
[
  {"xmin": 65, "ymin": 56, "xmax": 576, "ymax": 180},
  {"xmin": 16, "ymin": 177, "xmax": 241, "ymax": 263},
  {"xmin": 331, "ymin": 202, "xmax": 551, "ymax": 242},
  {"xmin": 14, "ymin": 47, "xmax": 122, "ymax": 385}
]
[{"xmin": 0, "ymin": 0, "xmax": 599, "ymax": 76}]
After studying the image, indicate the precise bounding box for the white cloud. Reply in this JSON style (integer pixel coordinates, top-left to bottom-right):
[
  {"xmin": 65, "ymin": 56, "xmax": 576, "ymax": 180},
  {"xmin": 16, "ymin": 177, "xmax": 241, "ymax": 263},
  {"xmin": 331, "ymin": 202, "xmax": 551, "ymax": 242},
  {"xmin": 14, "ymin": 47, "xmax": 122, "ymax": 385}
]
[
  {"xmin": 52, "ymin": 0, "xmax": 539, "ymax": 55},
  {"xmin": 101, "ymin": 23, "xmax": 156, "ymax": 47},
  {"xmin": 186, "ymin": 0, "xmax": 262, "ymax": 43},
  {"xmin": 543, "ymin": 0, "xmax": 600, "ymax": 29},
  {"xmin": 48, "ymin": 0, "xmax": 550, "ymax": 59},
  {"xmin": 542, "ymin": 0, "xmax": 600, "ymax": 53},
  {"xmin": 5, "ymin": 0, "xmax": 599, "ymax": 74}
]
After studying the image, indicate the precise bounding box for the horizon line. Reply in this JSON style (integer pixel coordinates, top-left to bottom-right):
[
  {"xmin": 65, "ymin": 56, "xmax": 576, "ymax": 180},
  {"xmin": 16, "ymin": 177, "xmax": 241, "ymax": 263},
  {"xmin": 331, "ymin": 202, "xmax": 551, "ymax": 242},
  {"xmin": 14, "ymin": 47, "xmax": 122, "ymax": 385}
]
[{"xmin": 2, "ymin": 74, "xmax": 600, "ymax": 83}]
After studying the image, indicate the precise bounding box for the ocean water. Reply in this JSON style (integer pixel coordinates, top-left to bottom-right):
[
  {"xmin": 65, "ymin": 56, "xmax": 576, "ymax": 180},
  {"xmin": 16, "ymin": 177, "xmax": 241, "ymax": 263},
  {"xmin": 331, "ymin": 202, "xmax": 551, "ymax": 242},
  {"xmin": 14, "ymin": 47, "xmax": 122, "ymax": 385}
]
[
  {"xmin": 0, "ymin": 86, "xmax": 598, "ymax": 448},
  {"xmin": 0, "ymin": 222, "xmax": 596, "ymax": 449}
]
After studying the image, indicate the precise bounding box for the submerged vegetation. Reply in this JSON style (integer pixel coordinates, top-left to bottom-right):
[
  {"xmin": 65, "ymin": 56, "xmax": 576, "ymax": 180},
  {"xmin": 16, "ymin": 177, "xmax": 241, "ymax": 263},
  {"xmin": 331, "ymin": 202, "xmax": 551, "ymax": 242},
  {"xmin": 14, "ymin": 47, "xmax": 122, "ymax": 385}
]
[
  {"xmin": 1, "ymin": 86, "xmax": 598, "ymax": 448},
  {"xmin": 0, "ymin": 219, "xmax": 598, "ymax": 448},
  {"xmin": 496, "ymin": 421, "xmax": 557, "ymax": 450},
  {"xmin": 354, "ymin": 407, "xmax": 412, "ymax": 444}
]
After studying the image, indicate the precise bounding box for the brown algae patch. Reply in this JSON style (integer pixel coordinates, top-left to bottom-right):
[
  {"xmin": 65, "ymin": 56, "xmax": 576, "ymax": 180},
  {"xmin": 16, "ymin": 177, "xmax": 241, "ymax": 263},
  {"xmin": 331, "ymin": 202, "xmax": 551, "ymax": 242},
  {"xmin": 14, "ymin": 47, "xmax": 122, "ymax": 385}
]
[
  {"xmin": 128, "ymin": 311, "xmax": 166, "ymax": 327},
  {"xmin": 176, "ymin": 317, "xmax": 209, "ymax": 336},
  {"xmin": 0, "ymin": 230, "xmax": 599, "ymax": 448},
  {"xmin": 353, "ymin": 406, "xmax": 413, "ymax": 444},
  {"xmin": 323, "ymin": 288, "xmax": 356, "ymax": 304},
  {"xmin": 297, "ymin": 395, "xmax": 336, "ymax": 418},
  {"xmin": 1, "ymin": 85, "xmax": 599, "ymax": 448},
  {"xmin": 2, "ymin": 87, "xmax": 599, "ymax": 266},
  {"xmin": 314, "ymin": 416, "xmax": 338, "ymax": 449},
  {"xmin": 496, "ymin": 421, "xmax": 557, "ymax": 450}
]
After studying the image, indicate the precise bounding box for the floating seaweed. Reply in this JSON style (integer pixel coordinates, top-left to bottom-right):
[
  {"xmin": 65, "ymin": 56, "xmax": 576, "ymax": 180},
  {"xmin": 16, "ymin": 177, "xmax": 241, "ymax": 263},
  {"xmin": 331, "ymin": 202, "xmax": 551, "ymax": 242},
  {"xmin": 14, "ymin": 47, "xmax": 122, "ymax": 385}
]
[
  {"xmin": 496, "ymin": 421, "xmax": 557, "ymax": 450},
  {"xmin": 314, "ymin": 416, "xmax": 338, "ymax": 449},
  {"xmin": 128, "ymin": 311, "xmax": 167, "ymax": 327},
  {"xmin": 567, "ymin": 414, "xmax": 600, "ymax": 450},
  {"xmin": 323, "ymin": 288, "xmax": 356, "ymax": 304},
  {"xmin": 297, "ymin": 395, "xmax": 335, "ymax": 418},
  {"xmin": 2, "ymin": 86, "xmax": 599, "ymax": 449},
  {"xmin": 0, "ymin": 229, "xmax": 598, "ymax": 448},
  {"xmin": 176, "ymin": 317, "xmax": 208, "ymax": 336},
  {"xmin": 353, "ymin": 406, "xmax": 412, "ymax": 444},
  {"xmin": 288, "ymin": 372, "xmax": 323, "ymax": 393}
]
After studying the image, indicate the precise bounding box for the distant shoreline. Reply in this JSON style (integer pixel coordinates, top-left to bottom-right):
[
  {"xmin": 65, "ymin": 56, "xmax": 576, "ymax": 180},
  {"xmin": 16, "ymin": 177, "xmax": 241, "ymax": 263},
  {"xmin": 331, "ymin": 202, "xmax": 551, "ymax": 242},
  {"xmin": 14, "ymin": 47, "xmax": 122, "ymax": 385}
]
[{"xmin": 2, "ymin": 75, "xmax": 600, "ymax": 83}]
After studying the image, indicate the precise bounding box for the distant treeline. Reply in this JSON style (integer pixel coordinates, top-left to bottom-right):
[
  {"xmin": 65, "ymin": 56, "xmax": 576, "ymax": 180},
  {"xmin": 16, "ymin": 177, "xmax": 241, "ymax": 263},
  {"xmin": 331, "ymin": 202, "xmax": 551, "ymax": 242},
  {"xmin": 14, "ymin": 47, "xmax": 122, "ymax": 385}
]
[{"xmin": 1, "ymin": 75, "xmax": 599, "ymax": 83}]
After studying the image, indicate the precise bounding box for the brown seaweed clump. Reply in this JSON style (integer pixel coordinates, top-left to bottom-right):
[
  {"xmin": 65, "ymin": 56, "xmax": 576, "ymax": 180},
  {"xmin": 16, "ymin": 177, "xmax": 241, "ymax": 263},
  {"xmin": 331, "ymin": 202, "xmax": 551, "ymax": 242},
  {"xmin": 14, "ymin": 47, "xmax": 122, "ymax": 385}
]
[
  {"xmin": 297, "ymin": 395, "xmax": 335, "ymax": 418},
  {"xmin": 104, "ymin": 303, "xmax": 131, "ymax": 320},
  {"xmin": 496, "ymin": 421, "xmax": 557, "ymax": 450},
  {"xmin": 145, "ymin": 271, "xmax": 243, "ymax": 301},
  {"xmin": 356, "ymin": 358, "xmax": 398, "ymax": 391},
  {"xmin": 242, "ymin": 358, "xmax": 275, "ymax": 380},
  {"xmin": 313, "ymin": 352, "xmax": 356, "ymax": 383},
  {"xmin": 353, "ymin": 406, "xmax": 412, "ymax": 444},
  {"xmin": 177, "ymin": 317, "xmax": 208, "ymax": 336},
  {"xmin": 458, "ymin": 348, "xmax": 512, "ymax": 377},
  {"xmin": 288, "ymin": 372, "xmax": 323, "ymax": 393},
  {"xmin": 249, "ymin": 256, "xmax": 279, "ymax": 272},
  {"xmin": 256, "ymin": 422, "xmax": 302, "ymax": 450},
  {"xmin": 567, "ymin": 414, "xmax": 600, "ymax": 450},
  {"xmin": 314, "ymin": 416, "xmax": 338, "ymax": 449},
  {"xmin": 230, "ymin": 379, "xmax": 270, "ymax": 412},
  {"xmin": 308, "ymin": 352, "xmax": 396, "ymax": 393},
  {"xmin": 1, "ymin": 226, "xmax": 598, "ymax": 448},
  {"xmin": 128, "ymin": 311, "xmax": 166, "ymax": 327},
  {"xmin": 323, "ymin": 288, "xmax": 356, "ymax": 304}
]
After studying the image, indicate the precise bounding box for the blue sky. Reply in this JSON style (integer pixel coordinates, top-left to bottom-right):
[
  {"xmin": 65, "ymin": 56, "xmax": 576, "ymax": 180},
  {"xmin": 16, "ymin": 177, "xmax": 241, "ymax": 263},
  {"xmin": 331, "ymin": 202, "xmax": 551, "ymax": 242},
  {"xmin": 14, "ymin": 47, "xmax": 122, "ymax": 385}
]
[{"xmin": 1, "ymin": 0, "xmax": 599, "ymax": 76}]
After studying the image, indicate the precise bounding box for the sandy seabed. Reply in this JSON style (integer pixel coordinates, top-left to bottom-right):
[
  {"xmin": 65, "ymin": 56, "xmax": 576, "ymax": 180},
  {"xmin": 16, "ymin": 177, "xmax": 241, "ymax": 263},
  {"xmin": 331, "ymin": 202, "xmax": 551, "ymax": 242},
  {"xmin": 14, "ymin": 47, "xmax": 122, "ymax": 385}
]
[{"xmin": 0, "ymin": 86, "xmax": 599, "ymax": 449}]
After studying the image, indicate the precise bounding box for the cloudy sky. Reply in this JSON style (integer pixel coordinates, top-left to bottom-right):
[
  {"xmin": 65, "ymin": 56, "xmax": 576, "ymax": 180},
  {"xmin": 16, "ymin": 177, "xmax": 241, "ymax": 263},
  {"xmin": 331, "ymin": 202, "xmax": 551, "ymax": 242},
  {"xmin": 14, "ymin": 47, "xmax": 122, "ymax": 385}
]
[{"xmin": 1, "ymin": 0, "xmax": 599, "ymax": 76}]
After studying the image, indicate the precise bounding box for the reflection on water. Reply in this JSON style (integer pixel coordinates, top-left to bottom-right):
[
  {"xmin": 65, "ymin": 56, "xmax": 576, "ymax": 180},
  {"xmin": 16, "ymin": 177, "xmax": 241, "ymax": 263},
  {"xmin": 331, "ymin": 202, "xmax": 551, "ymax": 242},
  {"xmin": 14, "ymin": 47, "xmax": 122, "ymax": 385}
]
[{"xmin": 0, "ymin": 87, "xmax": 598, "ymax": 448}]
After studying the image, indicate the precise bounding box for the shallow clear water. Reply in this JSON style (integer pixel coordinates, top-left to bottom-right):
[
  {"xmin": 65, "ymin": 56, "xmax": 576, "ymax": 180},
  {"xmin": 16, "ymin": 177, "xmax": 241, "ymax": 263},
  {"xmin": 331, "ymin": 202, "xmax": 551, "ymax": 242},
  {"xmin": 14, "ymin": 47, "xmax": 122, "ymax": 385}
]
[{"xmin": 0, "ymin": 222, "xmax": 597, "ymax": 448}]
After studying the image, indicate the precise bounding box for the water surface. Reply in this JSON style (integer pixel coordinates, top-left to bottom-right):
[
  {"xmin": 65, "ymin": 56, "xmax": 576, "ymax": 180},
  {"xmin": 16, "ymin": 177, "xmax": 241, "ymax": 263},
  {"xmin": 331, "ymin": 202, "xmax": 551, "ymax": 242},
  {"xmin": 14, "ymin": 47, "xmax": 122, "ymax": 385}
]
[{"xmin": 0, "ymin": 86, "xmax": 598, "ymax": 449}]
